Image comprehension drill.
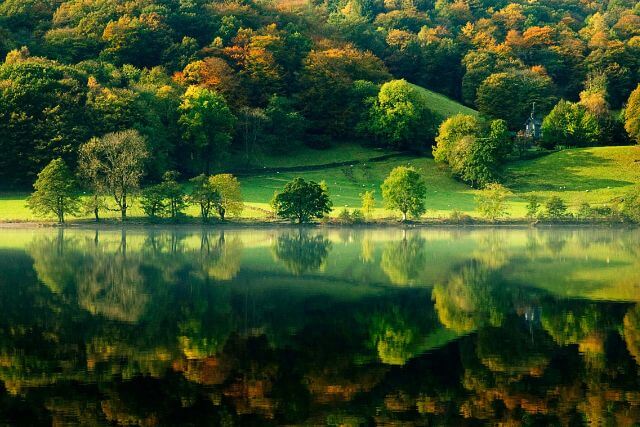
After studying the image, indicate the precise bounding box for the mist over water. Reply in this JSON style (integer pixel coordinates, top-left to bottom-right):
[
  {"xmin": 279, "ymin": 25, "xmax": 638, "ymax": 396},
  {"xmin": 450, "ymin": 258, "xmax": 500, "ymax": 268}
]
[{"xmin": 0, "ymin": 227, "xmax": 639, "ymax": 424}]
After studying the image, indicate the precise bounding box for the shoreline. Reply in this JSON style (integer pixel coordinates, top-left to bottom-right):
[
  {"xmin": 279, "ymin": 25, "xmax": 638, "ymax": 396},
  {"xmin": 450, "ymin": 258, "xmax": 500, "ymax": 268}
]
[{"xmin": 0, "ymin": 218, "xmax": 636, "ymax": 230}]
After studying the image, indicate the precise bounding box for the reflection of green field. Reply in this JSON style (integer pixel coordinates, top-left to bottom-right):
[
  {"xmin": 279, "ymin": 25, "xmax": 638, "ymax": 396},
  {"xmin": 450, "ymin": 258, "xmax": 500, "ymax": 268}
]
[{"xmin": 3, "ymin": 227, "xmax": 639, "ymax": 302}]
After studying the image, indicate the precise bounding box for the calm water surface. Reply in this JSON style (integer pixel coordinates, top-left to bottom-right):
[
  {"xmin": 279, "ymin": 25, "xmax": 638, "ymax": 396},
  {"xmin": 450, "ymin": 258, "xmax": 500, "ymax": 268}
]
[{"xmin": 0, "ymin": 227, "xmax": 639, "ymax": 425}]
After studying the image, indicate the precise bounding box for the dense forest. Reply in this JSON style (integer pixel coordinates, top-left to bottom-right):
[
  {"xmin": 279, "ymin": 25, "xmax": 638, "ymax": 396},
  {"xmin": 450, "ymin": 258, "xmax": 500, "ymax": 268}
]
[{"xmin": 0, "ymin": 0, "xmax": 639, "ymax": 189}]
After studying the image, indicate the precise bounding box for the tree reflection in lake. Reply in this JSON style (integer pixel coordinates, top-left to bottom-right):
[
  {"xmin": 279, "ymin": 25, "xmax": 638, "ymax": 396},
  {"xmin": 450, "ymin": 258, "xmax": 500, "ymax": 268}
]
[
  {"xmin": 0, "ymin": 227, "xmax": 639, "ymax": 424},
  {"xmin": 380, "ymin": 234, "xmax": 426, "ymax": 285},
  {"xmin": 271, "ymin": 231, "xmax": 331, "ymax": 275}
]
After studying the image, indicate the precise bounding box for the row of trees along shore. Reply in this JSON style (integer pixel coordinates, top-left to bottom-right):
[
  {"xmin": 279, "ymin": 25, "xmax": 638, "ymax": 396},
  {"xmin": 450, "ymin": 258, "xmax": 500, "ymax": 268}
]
[{"xmin": 26, "ymin": 132, "xmax": 640, "ymax": 224}]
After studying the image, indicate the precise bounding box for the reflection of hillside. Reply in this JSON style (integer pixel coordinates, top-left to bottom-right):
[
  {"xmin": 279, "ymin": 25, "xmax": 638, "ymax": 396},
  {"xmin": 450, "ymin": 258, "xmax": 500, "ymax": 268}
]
[
  {"xmin": 624, "ymin": 305, "xmax": 640, "ymax": 365},
  {"xmin": 0, "ymin": 228, "xmax": 640, "ymax": 424}
]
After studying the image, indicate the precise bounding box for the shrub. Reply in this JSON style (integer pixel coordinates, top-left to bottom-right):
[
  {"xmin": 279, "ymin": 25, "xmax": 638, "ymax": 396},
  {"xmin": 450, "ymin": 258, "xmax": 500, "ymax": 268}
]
[
  {"xmin": 525, "ymin": 195, "xmax": 541, "ymax": 219},
  {"xmin": 351, "ymin": 209, "xmax": 365, "ymax": 223},
  {"xmin": 545, "ymin": 196, "xmax": 568, "ymax": 219},
  {"xmin": 476, "ymin": 183, "xmax": 511, "ymax": 221},
  {"xmin": 140, "ymin": 184, "xmax": 168, "ymax": 219},
  {"xmin": 577, "ymin": 202, "xmax": 593, "ymax": 219},
  {"xmin": 449, "ymin": 209, "xmax": 473, "ymax": 224},
  {"xmin": 338, "ymin": 208, "xmax": 352, "ymax": 223}
]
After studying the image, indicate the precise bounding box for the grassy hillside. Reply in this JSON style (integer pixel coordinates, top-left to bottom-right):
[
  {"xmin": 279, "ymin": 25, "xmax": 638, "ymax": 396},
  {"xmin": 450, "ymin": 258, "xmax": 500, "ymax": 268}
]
[
  {"xmin": 1, "ymin": 146, "xmax": 638, "ymax": 222},
  {"xmin": 506, "ymin": 146, "xmax": 640, "ymax": 206},
  {"xmin": 411, "ymin": 84, "xmax": 479, "ymax": 118}
]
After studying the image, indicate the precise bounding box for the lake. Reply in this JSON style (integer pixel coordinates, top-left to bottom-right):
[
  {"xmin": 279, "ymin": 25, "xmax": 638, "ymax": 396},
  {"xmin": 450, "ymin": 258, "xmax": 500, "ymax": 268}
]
[{"xmin": 0, "ymin": 227, "xmax": 639, "ymax": 425}]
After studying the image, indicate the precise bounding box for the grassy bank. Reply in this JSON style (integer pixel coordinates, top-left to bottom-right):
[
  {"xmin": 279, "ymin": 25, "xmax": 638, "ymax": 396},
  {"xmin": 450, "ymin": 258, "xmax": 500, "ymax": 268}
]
[{"xmin": 1, "ymin": 146, "xmax": 639, "ymax": 224}]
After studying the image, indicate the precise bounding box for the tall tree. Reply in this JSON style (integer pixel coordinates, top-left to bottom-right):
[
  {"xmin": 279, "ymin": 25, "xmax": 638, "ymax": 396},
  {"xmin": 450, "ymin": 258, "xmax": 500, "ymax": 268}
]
[
  {"xmin": 208, "ymin": 174, "xmax": 244, "ymax": 220},
  {"xmin": 541, "ymin": 100, "xmax": 600, "ymax": 148},
  {"xmin": 365, "ymin": 79, "xmax": 438, "ymax": 149},
  {"xmin": 271, "ymin": 178, "xmax": 332, "ymax": 224},
  {"xmin": 381, "ymin": 166, "xmax": 427, "ymax": 221},
  {"xmin": 179, "ymin": 86, "xmax": 236, "ymax": 174},
  {"xmin": 27, "ymin": 158, "xmax": 80, "ymax": 224},
  {"xmin": 0, "ymin": 57, "xmax": 90, "ymax": 187},
  {"xmin": 476, "ymin": 68, "xmax": 557, "ymax": 129},
  {"xmin": 625, "ymin": 84, "xmax": 640, "ymax": 144},
  {"xmin": 78, "ymin": 130, "xmax": 149, "ymax": 220}
]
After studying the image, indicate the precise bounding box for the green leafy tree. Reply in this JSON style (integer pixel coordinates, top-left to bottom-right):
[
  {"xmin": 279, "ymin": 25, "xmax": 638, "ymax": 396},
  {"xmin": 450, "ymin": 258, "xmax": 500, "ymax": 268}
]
[
  {"xmin": 360, "ymin": 190, "xmax": 376, "ymax": 219},
  {"xmin": 27, "ymin": 159, "xmax": 80, "ymax": 224},
  {"xmin": 433, "ymin": 114, "xmax": 481, "ymax": 164},
  {"xmin": 625, "ymin": 84, "xmax": 640, "ymax": 144},
  {"xmin": 476, "ymin": 183, "xmax": 511, "ymax": 221},
  {"xmin": 101, "ymin": 13, "xmax": 174, "ymax": 68},
  {"xmin": 162, "ymin": 171, "xmax": 188, "ymax": 220},
  {"xmin": 78, "ymin": 130, "xmax": 149, "ymax": 220},
  {"xmin": 0, "ymin": 57, "xmax": 90, "ymax": 187},
  {"xmin": 436, "ymin": 118, "xmax": 511, "ymax": 187},
  {"xmin": 263, "ymin": 95, "xmax": 307, "ymax": 153},
  {"xmin": 208, "ymin": 174, "xmax": 243, "ymax": 220},
  {"xmin": 545, "ymin": 196, "xmax": 568, "ymax": 219},
  {"xmin": 271, "ymin": 178, "xmax": 332, "ymax": 223},
  {"xmin": 179, "ymin": 86, "xmax": 236, "ymax": 174},
  {"xmin": 476, "ymin": 68, "xmax": 557, "ymax": 129},
  {"xmin": 83, "ymin": 193, "xmax": 108, "ymax": 223},
  {"xmin": 525, "ymin": 195, "xmax": 541, "ymax": 219},
  {"xmin": 140, "ymin": 184, "xmax": 168, "ymax": 219},
  {"xmin": 299, "ymin": 46, "xmax": 390, "ymax": 136},
  {"xmin": 189, "ymin": 174, "xmax": 220, "ymax": 222},
  {"xmin": 381, "ymin": 166, "xmax": 427, "ymax": 221},
  {"xmin": 541, "ymin": 100, "xmax": 600, "ymax": 148},
  {"xmin": 365, "ymin": 79, "xmax": 438, "ymax": 149}
]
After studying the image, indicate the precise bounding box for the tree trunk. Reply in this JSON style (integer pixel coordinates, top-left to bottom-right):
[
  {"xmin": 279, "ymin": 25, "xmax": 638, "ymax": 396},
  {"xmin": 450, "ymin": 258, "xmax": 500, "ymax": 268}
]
[
  {"xmin": 121, "ymin": 195, "xmax": 127, "ymax": 220},
  {"xmin": 94, "ymin": 207, "xmax": 99, "ymax": 222}
]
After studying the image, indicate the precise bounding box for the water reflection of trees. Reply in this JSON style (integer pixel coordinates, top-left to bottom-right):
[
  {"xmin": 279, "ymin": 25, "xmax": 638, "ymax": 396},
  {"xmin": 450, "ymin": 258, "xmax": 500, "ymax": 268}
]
[
  {"xmin": 380, "ymin": 235, "xmax": 426, "ymax": 285},
  {"xmin": 1, "ymin": 230, "xmax": 640, "ymax": 424},
  {"xmin": 432, "ymin": 261, "xmax": 511, "ymax": 333},
  {"xmin": 271, "ymin": 231, "xmax": 332, "ymax": 275}
]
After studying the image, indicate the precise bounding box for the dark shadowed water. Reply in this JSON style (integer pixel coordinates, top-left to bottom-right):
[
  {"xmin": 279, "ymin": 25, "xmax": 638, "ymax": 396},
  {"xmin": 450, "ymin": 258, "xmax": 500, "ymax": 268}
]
[{"xmin": 0, "ymin": 227, "xmax": 639, "ymax": 425}]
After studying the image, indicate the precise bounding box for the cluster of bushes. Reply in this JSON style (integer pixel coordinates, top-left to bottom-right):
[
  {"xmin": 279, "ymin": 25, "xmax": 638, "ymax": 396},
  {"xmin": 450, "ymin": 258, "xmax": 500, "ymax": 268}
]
[
  {"xmin": 467, "ymin": 183, "xmax": 640, "ymax": 224},
  {"xmin": 140, "ymin": 172, "xmax": 243, "ymax": 222}
]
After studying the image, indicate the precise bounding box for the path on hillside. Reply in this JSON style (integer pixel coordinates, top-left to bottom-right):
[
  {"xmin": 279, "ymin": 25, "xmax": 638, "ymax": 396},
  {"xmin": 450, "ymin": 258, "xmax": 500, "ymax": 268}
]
[{"xmin": 231, "ymin": 152, "xmax": 411, "ymax": 176}]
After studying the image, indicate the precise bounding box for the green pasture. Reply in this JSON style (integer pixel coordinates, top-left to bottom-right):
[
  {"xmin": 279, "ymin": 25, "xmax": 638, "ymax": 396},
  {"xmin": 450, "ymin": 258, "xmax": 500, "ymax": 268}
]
[{"xmin": 1, "ymin": 146, "xmax": 638, "ymax": 222}]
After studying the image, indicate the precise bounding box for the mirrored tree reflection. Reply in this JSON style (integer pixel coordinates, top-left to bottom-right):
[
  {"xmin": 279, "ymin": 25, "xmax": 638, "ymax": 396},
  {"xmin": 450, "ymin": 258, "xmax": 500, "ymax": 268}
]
[
  {"xmin": 0, "ymin": 228, "xmax": 639, "ymax": 424},
  {"xmin": 380, "ymin": 234, "xmax": 426, "ymax": 285},
  {"xmin": 29, "ymin": 230, "xmax": 148, "ymax": 322},
  {"xmin": 624, "ymin": 305, "xmax": 640, "ymax": 365},
  {"xmin": 432, "ymin": 261, "xmax": 510, "ymax": 334},
  {"xmin": 271, "ymin": 231, "xmax": 332, "ymax": 275}
]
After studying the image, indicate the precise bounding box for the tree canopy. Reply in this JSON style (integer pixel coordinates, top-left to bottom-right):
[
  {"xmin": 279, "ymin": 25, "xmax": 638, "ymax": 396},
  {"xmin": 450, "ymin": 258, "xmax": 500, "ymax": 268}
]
[
  {"xmin": 271, "ymin": 178, "xmax": 332, "ymax": 223},
  {"xmin": 381, "ymin": 166, "xmax": 427, "ymax": 221}
]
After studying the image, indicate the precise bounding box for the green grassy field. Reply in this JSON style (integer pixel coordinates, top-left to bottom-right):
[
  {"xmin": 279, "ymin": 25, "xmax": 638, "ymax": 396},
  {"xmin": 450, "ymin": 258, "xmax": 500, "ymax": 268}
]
[
  {"xmin": 2, "ymin": 146, "xmax": 638, "ymax": 222},
  {"xmin": 411, "ymin": 83, "xmax": 479, "ymax": 118}
]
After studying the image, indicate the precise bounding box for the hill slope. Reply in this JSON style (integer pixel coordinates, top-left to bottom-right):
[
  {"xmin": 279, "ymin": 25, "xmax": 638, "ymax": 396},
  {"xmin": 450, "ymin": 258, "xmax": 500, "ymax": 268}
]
[
  {"xmin": 411, "ymin": 84, "xmax": 479, "ymax": 118},
  {"xmin": 506, "ymin": 146, "xmax": 640, "ymax": 206}
]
